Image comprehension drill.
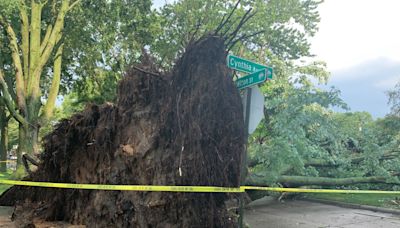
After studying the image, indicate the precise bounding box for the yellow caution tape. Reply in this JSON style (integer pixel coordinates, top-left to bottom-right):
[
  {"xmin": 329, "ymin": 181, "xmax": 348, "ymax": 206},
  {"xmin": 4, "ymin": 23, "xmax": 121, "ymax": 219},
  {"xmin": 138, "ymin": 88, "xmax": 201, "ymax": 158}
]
[
  {"xmin": 0, "ymin": 160, "xmax": 16, "ymax": 163},
  {"xmin": 0, "ymin": 179, "xmax": 244, "ymax": 192},
  {"xmin": 0, "ymin": 179, "xmax": 400, "ymax": 194}
]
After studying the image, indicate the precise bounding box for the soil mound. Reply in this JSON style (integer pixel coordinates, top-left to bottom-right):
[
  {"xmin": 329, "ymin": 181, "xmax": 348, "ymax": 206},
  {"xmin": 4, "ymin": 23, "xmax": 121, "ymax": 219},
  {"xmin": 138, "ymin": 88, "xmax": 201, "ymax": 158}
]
[{"xmin": 0, "ymin": 35, "xmax": 245, "ymax": 227}]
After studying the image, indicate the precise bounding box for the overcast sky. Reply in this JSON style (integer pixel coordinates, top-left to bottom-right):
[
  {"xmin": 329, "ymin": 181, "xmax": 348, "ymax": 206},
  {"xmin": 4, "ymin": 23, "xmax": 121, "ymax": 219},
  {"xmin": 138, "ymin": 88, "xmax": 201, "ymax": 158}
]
[
  {"xmin": 310, "ymin": 0, "xmax": 400, "ymax": 117},
  {"xmin": 153, "ymin": 0, "xmax": 171, "ymax": 8},
  {"xmin": 152, "ymin": 0, "xmax": 400, "ymax": 117}
]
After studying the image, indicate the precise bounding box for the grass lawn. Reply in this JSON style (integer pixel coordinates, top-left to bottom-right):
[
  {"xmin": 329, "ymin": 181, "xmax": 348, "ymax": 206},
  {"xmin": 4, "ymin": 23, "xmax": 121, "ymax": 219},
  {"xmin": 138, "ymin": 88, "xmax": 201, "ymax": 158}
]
[
  {"xmin": 0, "ymin": 171, "xmax": 13, "ymax": 195},
  {"xmin": 304, "ymin": 192, "xmax": 400, "ymax": 210}
]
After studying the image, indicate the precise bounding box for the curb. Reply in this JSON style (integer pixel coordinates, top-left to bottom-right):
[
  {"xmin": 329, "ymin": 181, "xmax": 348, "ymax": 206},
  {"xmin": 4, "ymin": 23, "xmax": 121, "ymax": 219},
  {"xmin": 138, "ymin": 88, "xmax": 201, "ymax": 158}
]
[{"xmin": 304, "ymin": 198, "xmax": 400, "ymax": 216}]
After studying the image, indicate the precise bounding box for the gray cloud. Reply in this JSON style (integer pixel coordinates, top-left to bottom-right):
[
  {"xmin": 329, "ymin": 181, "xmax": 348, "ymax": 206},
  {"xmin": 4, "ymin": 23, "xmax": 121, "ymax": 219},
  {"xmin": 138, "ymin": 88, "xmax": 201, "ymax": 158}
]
[{"xmin": 327, "ymin": 58, "xmax": 400, "ymax": 118}]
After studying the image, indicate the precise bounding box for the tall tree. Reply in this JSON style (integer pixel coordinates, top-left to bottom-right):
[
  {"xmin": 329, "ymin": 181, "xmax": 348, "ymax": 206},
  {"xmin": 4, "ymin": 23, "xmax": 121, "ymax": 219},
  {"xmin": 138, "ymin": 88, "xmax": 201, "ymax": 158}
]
[
  {"xmin": 387, "ymin": 81, "xmax": 400, "ymax": 116},
  {"xmin": 0, "ymin": 0, "xmax": 81, "ymax": 166},
  {"xmin": 0, "ymin": 1, "xmax": 19, "ymax": 171},
  {"xmin": 1, "ymin": 0, "xmax": 156, "ymax": 172}
]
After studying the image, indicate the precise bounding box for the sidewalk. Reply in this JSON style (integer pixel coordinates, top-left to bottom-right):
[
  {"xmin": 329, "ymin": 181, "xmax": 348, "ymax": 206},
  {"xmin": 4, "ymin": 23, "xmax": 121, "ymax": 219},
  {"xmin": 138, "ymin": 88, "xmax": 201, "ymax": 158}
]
[{"xmin": 245, "ymin": 197, "xmax": 400, "ymax": 228}]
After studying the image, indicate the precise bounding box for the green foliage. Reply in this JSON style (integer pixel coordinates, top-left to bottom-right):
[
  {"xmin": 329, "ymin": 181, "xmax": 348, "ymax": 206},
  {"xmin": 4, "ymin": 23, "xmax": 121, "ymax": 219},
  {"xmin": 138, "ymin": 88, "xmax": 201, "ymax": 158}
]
[
  {"xmin": 58, "ymin": 93, "xmax": 84, "ymax": 118},
  {"xmin": 249, "ymin": 58, "xmax": 347, "ymax": 177},
  {"xmin": 0, "ymin": 0, "xmax": 18, "ymax": 17},
  {"xmin": 153, "ymin": 0, "xmax": 227, "ymax": 67},
  {"xmin": 250, "ymin": 97, "xmax": 400, "ymax": 189},
  {"xmin": 63, "ymin": 0, "xmax": 325, "ymax": 106},
  {"xmin": 151, "ymin": 0, "xmax": 322, "ymax": 68},
  {"xmin": 374, "ymin": 115, "xmax": 400, "ymax": 145},
  {"xmin": 7, "ymin": 117, "xmax": 18, "ymax": 150},
  {"xmin": 240, "ymin": 0, "xmax": 321, "ymax": 60},
  {"xmin": 0, "ymin": 1, "xmax": 14, "ymax": 73},
  {"xmin": 70, "ymin": 69, "xmax": 120, "ymax": 105},
  {"xmin": 57, "ymin": 0, "xmax": 158, "ymax": 104}
]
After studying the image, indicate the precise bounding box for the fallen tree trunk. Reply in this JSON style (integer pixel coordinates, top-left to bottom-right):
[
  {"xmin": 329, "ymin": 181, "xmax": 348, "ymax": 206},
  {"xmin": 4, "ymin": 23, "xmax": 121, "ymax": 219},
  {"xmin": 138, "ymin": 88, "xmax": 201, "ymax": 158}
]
[
  {"xmin": 247, "ymin": 174, "xmax": 400, "ymax": 187},
  {"xmin": 0, "ymin": 36, "xmax": 245, "ymax": 227},
  {"xmin": 276, "ymin": 175, "xmax": 397, "ymax": 186}
]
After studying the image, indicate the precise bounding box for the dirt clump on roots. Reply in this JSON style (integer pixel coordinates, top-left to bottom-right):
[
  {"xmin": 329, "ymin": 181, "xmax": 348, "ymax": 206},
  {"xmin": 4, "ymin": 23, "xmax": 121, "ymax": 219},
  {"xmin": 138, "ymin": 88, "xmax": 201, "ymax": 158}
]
[{"xmin": 0, "ymin": 35, "xmax": 245, "ymax": 227}]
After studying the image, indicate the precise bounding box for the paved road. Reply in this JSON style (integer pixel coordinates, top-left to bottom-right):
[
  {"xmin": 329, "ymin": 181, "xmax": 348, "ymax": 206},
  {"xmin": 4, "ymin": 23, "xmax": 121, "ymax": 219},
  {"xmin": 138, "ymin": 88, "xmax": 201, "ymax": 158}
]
[
  {"xmin": 1, "ymin": 200, "xmax": 399, "ymax": 227},
  {"xmin": 0, "ymin": 207, "xmax": 13, "ymax": 227},
  {"xmin": 245, "ymin": 198, "xmax": 400, "ymax": 228}
]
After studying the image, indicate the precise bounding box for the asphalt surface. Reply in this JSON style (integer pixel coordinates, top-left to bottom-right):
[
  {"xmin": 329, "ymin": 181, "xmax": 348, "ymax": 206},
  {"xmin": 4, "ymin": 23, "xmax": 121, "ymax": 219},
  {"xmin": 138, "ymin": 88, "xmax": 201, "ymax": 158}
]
[
  {"xmin": 0, "ymin": 200, "xmax": 399, "ymax": 227},
  {"xmin": 0, "ymin": 207, "xmax": 13, "ymax": 227},
  {"xmin": 245, "ymin": 198, "xmax": 400, "ymax": 228}
]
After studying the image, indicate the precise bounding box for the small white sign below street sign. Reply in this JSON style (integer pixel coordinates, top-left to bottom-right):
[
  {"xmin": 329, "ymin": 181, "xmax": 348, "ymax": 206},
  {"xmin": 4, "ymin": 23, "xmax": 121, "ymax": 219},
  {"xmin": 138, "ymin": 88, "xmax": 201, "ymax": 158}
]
[{"xmin": 242, "ymin": 86, "xmax": 265, "ymax": 134}]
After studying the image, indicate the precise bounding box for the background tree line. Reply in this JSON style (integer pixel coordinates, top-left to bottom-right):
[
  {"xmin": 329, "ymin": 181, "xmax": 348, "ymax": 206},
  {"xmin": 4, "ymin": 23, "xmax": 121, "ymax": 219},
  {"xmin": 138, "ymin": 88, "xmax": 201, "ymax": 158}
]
[{"xmin": 0, "ymin": 0, "xmax": 399, "ymax": 190}]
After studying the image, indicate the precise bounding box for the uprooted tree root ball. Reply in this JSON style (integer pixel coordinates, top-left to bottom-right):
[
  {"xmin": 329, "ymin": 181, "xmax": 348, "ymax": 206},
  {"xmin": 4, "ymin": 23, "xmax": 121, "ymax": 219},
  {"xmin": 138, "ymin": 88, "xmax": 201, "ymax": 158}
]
[{"xmin": 0, "ymin": 36, "xmax": 245, "ymax": 227}]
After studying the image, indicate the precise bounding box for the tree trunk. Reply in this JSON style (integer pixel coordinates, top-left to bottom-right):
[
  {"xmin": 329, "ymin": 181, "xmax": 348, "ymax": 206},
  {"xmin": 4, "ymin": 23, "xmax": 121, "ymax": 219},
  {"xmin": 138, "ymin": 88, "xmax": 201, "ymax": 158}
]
[
  {"xmin": 16, "ymin": 122, "xmax": 39, "ymax": 172},
  {"xmin": 0, "ymin": 104, "xmax": 7, "ymax": 173},
  {"xmin": 18, "ymin": 123, "xmax": 39, "ymax": 155}
]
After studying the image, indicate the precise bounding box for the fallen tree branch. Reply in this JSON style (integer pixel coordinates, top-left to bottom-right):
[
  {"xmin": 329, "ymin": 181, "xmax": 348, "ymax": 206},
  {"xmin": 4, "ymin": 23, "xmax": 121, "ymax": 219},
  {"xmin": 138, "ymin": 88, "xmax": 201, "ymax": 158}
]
[
  {"xmin": 131, "ymin": 66, "xmax": 164, "ymax": 79},
  {"xmin": 224, "ymin": 8, "xmax": 256, "ymax": 48},
  {"xmin": 227, "ymin": 30, "xmax": 266, "ymax": 51},
  {"xmin": 214, "ymin": 0, "xmax": 241, "ymax": 35},
  {"xmin": 248, "ymin": 151, "xmax": 400, "ymax": 169},
  {"xmin": 277, "ymin": 175, "xmax": 399, "ymax": 186},
  {"xmin": 22, "ymin": 154, "xmax": 39, "ymax": 176},
  {"xmin": 304, "ymin": 152, "xmax": 400, "ymax": 167}
]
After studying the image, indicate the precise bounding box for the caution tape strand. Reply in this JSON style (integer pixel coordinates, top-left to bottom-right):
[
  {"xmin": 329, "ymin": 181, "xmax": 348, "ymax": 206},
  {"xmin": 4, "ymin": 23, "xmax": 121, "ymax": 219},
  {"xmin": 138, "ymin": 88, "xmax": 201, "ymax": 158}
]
[
  {"xmin": 0, "ymin": 179, "xmax": 400, "ymax": 194},
  {"xmin": 0, "ymin": 179, "xmax": 243, "ymax": 192}
]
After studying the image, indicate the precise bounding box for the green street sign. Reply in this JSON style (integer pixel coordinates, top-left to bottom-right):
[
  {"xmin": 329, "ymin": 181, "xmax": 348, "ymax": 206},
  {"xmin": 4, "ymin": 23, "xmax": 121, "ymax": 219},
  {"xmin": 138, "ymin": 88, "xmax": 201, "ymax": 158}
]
[
  {"xmin": 235, "ymin": 69, "xmax": 268, "ymax": 90},
  {"xmin": 227, "ymin": 54, "xmax": 273, "ymax": 79}
]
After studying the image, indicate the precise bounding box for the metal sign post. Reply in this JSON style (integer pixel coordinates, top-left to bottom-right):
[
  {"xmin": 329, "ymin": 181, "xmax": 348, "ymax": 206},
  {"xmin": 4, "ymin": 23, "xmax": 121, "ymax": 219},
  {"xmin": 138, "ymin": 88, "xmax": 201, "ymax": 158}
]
[
  {"xmin": 226, "ymin": 54, "xmax": 273, "ymax": 228},
  {"xmin": 238, "ymin": 87, "xmax": 252, "ymax": 227}
]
